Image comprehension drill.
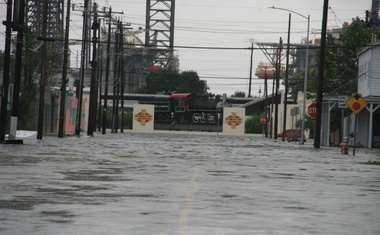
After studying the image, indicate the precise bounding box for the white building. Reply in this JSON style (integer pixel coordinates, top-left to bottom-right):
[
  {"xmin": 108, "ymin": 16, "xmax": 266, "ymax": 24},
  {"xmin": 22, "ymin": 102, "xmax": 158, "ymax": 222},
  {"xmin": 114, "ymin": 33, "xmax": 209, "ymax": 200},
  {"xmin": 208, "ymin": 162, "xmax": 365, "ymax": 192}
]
[{"xmin": 354, "ymin": 41, "xmax": 380, "ymax": 148}]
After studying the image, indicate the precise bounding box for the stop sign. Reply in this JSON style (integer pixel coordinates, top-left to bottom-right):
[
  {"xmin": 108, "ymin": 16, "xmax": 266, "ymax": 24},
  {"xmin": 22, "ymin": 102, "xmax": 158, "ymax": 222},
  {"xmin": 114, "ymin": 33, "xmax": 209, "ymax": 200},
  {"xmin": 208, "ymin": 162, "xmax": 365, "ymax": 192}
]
[
  {"xmin": 260, "ymin": 116, "xmax": 267, "ymax": 125},
  {"xmin": 308, "ymin": 103, "xmax": 317, "ymax": 118}
]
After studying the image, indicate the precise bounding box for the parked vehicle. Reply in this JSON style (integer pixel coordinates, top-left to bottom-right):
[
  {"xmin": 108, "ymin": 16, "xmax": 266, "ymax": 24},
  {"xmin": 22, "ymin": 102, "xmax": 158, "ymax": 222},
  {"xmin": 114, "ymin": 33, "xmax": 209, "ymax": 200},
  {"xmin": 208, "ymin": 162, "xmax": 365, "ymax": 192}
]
[{"xmin": 277, "ymin": 129, "xmax": 306, "ymax": 141}]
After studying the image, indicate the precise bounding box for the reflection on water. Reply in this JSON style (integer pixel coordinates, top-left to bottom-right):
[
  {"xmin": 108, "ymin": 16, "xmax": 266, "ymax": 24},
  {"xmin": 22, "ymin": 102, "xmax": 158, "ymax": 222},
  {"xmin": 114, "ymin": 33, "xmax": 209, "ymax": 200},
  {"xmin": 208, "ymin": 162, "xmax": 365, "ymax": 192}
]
[{"xmin": 0, "ymin": 132, "xmax": 379, "ymax": 235}]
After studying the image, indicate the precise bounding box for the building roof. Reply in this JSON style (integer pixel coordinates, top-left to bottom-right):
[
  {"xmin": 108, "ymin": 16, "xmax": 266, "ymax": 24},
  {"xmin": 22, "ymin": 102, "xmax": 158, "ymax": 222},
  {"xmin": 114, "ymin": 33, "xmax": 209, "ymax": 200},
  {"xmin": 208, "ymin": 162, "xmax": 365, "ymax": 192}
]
[{"xmin": 357, "ymin": 40, "xmax": 380, "ymax": 56}]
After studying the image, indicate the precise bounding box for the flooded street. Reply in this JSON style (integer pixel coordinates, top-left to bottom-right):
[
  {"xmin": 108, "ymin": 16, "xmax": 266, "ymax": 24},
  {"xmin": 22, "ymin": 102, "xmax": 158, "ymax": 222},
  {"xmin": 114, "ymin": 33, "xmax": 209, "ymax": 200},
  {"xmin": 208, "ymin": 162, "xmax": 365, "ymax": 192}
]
[{"xmin": 1, "ymin": 132, "xmax": 379, "ymax": 235}]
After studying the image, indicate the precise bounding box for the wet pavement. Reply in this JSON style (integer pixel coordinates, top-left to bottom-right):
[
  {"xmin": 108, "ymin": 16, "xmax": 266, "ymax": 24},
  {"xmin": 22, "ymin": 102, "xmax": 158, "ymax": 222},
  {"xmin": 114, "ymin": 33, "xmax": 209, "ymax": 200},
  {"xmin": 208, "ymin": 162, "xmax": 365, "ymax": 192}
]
[{"xmin": 0, "ymin": 132, "xmax": 379, "ymax": 235}]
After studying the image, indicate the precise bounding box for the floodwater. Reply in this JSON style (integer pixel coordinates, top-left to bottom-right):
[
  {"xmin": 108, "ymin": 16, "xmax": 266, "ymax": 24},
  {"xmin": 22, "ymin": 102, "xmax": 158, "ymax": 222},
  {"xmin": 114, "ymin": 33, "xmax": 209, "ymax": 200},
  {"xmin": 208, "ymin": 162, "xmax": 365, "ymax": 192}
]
[{"xmin": 0, "ymin": 132, "xmax": 379, "ymax": 235}]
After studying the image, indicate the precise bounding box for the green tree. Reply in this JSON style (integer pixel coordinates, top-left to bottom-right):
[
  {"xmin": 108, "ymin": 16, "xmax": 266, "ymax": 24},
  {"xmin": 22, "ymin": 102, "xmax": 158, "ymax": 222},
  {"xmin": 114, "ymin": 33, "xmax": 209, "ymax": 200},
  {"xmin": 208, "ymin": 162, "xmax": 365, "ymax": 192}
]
[
  {"xmin": 292, "ymin": 17, "xmax": 378, "ymax": 101},
  {"xmin": 291, "ymin": 17, "xmax": 378, "ymax": 133},
  {"xmin": 314, "ymin": 18, "xmax": 377, "ymax": 97},
  {"xmin": 177, "ymin": 70, "xmax": 208, "ymax": 93},
  {"xmin": 245, "ymin": 114, "xmax": 262, "ymax": 134},
  {"xmin": 231, "ymin": 91, "xmax": 246, "ymax": 97},
  {"xmin": 290, "ymin": 67, "xmax": 318, "ymax": 100},
  {"xmin": 19, "ymin": 34, "xmax": 62, "ymax": 130},
  {"xmin": 135, "ymin": 69, "xmax": 208, "ymax": 94},
  {"xmin": 4, "ymin": 32, "xmax": 64, "ymax": 131},
  {"xmin": 135, "ymin": 69, "xmax": 178, "ymax": 94}
]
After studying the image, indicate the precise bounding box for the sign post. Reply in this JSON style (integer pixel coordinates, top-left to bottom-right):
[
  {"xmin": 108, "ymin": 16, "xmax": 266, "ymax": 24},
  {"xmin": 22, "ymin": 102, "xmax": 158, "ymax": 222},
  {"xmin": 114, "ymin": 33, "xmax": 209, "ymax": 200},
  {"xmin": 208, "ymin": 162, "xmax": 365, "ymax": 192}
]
[
  {"xmin": 345, "ymin": 93, "xmax": 367, "ymax": 115},
  {"xmin": 346, "ymin": 93, "xmax": 367, "ymax": 156},
  {"xmin": 338, "ymin": 96, "xmax": 348, "ymax": 108},
  {"xmin": 338, "ymin": 96, "xmax": 348, "ymax": 145}
]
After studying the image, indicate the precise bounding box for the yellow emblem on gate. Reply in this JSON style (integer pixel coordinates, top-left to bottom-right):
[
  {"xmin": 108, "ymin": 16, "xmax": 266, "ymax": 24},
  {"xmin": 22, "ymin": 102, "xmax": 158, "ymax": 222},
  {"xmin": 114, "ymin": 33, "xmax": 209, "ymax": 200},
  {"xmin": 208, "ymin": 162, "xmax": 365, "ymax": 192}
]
[
  {"xmin": 225, "ymin": 112, "xmax": 243, "ymax": 129},
  {"xmin": 134, "ymin": 109, "xmax": 152, "ymax": 126}
]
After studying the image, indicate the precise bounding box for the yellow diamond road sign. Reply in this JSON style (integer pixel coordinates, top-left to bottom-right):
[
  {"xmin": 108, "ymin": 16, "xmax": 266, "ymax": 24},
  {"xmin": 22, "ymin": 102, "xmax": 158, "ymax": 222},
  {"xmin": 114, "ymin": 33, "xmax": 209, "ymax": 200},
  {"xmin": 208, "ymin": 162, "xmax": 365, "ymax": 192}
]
[{"xmin": 345, "ymin": 93, "xmax": 367, "ymax": 115}]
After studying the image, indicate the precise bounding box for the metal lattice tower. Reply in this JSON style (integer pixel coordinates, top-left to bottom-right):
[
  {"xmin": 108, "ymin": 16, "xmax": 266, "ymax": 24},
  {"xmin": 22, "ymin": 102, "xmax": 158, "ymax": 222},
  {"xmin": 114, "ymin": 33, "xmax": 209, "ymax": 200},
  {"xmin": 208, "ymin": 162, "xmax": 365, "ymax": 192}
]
[
  {"xmin": 145, "ymin": 0, "xmax": 176, "ymax": 69},
  {"xmin": 26, "ymin": 0, "xmax": 64, "ymax": 40}
]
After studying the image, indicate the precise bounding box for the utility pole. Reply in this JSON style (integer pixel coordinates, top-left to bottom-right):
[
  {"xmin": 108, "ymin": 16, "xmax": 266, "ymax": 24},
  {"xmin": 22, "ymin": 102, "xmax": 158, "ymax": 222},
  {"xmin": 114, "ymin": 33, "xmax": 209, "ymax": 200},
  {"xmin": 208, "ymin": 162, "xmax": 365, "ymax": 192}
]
[
  {"xmin": 274, "ymin": 37, "xmax": 282, "ymax": 140},
  {"xmin": 0, "ymin": 0, "xmax": 13, "ymax": 143},
  {"xmin": 270, "ymin": 67, "xmax": 275, "ymax": 139},
  {"xmin": 248, "ymin": 42, "xmax": 253, "ymax": 97},
  {"xmin": 75, "ymin": 0, "xmax": 89, "ymax": 135},
  {"xmin": 100, "ymin": 7, "xmax": 123, "ymax": 134},
  {"xmin": 58, "ymin": 0, "xmax": 71, "ymax": 138},
  {"xmin": 315, "ymin": 0, "xmax": 329, "ymax": 148},
  {"xmin": 120, "ymin": 21, "xmax": 125, "ymax": 132},
  {"xmin": 102, "ymin": 8, "xmax": 112, "ymax": 135},
  {"xmin": 97, "ymin": 42, "xmax": 103, "ymax": 132},
  {"xmin": 282, "ymin": 13, "xmax": 291, "ymax": 142},
  {"xmin": 112, "ymin": 20, "xmax": 120, "ymax": 133},
  {"xmin": 115, "ymin": 21, "xmax": 122, "ymax": 133},
  {"xmin": 5, "ymin": 0, "xmax": 25, "ymax": 144},
  {"xmin": 264, "ymin": 67, "xmax": 268, "ymax": 138},
  {"xmin": 36, "ymin": 0, "xmax": 48, "ymax": 140},
  {"xmin": 87, "ymin": 2, "xmax": 99, "ymax": 136}
]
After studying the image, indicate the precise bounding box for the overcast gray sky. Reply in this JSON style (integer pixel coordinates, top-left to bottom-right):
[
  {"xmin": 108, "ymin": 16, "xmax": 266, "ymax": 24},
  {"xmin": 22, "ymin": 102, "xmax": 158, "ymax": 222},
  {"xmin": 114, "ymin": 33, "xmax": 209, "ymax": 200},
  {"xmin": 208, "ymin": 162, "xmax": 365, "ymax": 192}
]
[{"xmin": 0, "ymin": 0, "xmax": 371, "ymax": 96}]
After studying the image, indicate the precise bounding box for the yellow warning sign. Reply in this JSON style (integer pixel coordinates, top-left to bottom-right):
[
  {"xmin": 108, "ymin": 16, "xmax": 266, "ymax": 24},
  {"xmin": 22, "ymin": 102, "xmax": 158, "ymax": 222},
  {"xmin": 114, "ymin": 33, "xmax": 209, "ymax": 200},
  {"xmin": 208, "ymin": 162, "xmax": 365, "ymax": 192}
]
[{"xmin": 345, "ymin": 93, "xmax": 367, "ymax": 115}]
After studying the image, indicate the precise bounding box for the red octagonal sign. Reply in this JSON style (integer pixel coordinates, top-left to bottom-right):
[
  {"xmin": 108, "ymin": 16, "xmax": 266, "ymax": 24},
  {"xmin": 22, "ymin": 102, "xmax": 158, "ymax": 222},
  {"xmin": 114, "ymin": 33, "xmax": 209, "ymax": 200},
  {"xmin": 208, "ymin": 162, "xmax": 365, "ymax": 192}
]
[{"xmin": 308, "ymin": 103, "xmax": 317, "ymax": 119}]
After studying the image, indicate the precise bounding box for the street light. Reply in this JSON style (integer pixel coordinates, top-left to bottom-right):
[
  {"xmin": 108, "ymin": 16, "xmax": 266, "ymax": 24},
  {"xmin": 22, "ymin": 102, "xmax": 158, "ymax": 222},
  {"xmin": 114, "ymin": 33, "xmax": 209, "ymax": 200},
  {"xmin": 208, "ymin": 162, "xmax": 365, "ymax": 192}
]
[{"xmin": 269, "ymin": 6, "xmax": 310, "ymax": 144}]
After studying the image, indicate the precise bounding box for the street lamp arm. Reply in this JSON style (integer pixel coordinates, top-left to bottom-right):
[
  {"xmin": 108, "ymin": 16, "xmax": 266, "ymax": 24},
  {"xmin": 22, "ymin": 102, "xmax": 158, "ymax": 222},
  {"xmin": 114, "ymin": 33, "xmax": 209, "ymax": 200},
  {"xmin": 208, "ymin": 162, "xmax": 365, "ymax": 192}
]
[
  {"xmin": 269, "ymin": 5, "xmax": 310, "ymax": 144},
  {"xmin": 269, "ymin": 6, "xmax": 309, "ymax": 20}
]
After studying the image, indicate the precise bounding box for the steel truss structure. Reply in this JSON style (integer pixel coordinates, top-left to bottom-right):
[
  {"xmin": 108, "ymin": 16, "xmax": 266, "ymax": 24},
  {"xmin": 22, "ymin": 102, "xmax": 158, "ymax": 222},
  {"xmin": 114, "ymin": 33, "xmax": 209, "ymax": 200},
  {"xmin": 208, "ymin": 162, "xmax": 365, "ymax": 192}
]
[
  {"xmin": 145, "ymin": 0, "xmax": 177, "ymax": 70},
  {"xmin": 26, "ymin": 0, "xmax": 64, "ymax": 40}
]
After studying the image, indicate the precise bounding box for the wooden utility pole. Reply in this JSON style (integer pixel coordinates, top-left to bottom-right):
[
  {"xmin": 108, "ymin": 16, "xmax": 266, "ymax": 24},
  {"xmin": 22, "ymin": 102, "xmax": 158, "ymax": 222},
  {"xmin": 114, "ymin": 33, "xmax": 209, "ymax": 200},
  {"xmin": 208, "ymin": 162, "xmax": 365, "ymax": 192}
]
[
  {"xmin": 37, "ymin": 0, "xmax": 48, "ymax": 140},
  {"xmin": 6, "ymin": 0, "xmax": 25, "ymax": 144},
  {"xmin": 0, "ymin": 0, "xmax": 13, "ymax": 143},
  {"xmin": 270, "ymin": 67, "xmax": 275, "ymax": 139},
  {"xmin": 248, "ymin": 42, "xmax": 253, "ymax": 97},
  {"xmin": 75, "ymin": 0, "xmax": 89, "ymax": 135},
  {"xmin": 112, "ymin": 21, "xmax": 120, "ymax": 133},
  {"xmin": 315, "ymin": 0, "xmax": 329, "ymax": 148},
  {"xmin": 97, "ymin": 43, "xmax": 103, "ymax": 132},
  {"xmin": 120, "ymin": 21, "xmax": 125, "ymax": 132},
  {"xmin": 264, "ymin": 68, "xmax": 268, "ymax": 138},
  {"xmin": 102, "ymin": 8, "xmax": 112, "ymax": 134},
  {"xmin": 87, "ymin": 2, "xmax": 99, "ymax": 136},
  {"xmin": 58, "ymin": 0, "xmax": 71, "ymax": 138},
  {"xmin": 274, "ymin": 37, "xmax": 282, "ymax": 140},
  {"xmin": 282, "ymin": 14, "xmax": 291, "ymax": 142}
]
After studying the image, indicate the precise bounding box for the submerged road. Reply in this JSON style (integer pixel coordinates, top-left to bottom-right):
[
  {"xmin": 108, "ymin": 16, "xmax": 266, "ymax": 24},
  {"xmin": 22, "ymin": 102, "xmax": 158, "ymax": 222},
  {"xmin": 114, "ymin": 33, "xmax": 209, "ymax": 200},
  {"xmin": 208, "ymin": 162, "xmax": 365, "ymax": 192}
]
[{"xmin": 0, "ymin": 132, "xmax": 379, "ymax": 234}]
